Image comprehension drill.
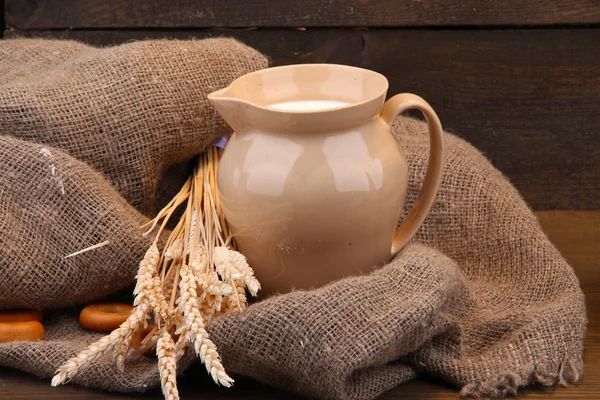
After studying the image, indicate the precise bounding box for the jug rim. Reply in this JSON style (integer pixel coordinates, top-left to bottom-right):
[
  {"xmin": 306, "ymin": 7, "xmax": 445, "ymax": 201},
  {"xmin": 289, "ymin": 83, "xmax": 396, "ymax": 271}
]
[{"xmin": 208, "ymin": 63, "xmax": 390, "ymax": 115}]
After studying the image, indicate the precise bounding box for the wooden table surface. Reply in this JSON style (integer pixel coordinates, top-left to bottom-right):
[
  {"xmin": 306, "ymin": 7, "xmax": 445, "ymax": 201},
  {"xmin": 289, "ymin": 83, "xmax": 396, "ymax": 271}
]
[{"xmin": 0, "ymin": 210, "xmax": 598, "ymax": 399}]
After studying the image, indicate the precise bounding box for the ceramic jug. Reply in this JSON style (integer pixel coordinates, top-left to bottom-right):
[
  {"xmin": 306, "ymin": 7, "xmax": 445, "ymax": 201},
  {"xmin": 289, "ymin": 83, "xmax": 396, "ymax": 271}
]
[{"xmin": 208, "ymin": 64, "xmax": 443, "ymax": 296}]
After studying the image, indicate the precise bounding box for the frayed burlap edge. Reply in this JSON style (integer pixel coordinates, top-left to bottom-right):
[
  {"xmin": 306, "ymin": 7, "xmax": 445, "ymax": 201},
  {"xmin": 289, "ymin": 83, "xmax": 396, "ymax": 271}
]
[{"xmin": 460, "ymin": 357, "xmax": 584, "ymax": 398}]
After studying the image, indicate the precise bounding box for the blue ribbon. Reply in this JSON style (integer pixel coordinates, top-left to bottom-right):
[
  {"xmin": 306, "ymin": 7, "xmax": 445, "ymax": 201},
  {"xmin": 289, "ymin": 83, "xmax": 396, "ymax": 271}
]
[{"xmin": 211, "ymin": 136, "xmax": 229, "ymax": 149}]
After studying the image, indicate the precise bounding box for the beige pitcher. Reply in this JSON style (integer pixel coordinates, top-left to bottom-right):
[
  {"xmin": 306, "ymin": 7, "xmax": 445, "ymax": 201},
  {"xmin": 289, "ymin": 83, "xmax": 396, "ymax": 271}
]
[{"xmin": 208, "ymin": 64, "xmax": 443, "ymax": 296}]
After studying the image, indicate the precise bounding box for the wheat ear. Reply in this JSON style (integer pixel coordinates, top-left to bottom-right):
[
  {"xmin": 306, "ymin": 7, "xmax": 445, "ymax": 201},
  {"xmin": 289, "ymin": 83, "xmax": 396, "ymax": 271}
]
[{"xmin": 157, "ymin": 329, "xmax": 180, "ymax": 400}]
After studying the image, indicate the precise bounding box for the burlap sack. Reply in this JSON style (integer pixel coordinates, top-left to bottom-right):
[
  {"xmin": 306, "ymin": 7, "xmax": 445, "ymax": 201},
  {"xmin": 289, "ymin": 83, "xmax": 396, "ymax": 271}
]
[
  {"xmin": 0, "ymin": 38, "xmax": 268, "ymax": 215},
  {"xmin": 0, "ymin": 116, "xmax": 585, "ymax": 399},
  {"xmin": 0, "ymin": 37, "xmax": 267, "ymax": 309},
  {"xmin": 0, "ymin": 135, "xmax": 151, "ymax": 310}
]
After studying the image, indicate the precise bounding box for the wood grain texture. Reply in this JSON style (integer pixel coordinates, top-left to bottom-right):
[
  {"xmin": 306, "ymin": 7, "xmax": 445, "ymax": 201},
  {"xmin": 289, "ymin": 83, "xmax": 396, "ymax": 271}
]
[
  {"xmin": 1, "ymin": 0, "xmax": 4, "ymax": 39},
  {"xmin": 536, "ymin": 210, "xmax": 600, "ymax": 293},
  {"xmin": 5, "ymin": 0, "xmax": 600, "ymax": 29},
  {"xmin": 4, "ymin": 28, "xmax": 600, "ymax": 210}
]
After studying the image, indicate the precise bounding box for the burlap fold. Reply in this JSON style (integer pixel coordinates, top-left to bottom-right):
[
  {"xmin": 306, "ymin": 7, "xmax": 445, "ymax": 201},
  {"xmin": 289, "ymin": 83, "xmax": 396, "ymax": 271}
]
[
  {"xmin": 0, "ymin": 38, "xmax": 586, "ymax": 400},
  {"xmin": 0, "ymin": 37, "xmax": 268, "ymax": 215},
  {"xmin": 0, "ymin": 135, "xmax": 151, "ymax": 310}
]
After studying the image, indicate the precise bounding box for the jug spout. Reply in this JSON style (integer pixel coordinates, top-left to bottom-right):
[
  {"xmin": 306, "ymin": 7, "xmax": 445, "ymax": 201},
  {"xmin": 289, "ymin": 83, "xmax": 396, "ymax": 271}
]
[{"xmin": 207, "ymin": 88, "xmax": 250, "ymax": 133}]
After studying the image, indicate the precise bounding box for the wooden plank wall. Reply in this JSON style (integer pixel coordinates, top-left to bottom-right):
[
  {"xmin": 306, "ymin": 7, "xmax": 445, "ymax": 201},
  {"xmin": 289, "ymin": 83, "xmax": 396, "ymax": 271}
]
[{"xmin": 2, "ymin": 1, "xmax": 600, "ymax": 210}]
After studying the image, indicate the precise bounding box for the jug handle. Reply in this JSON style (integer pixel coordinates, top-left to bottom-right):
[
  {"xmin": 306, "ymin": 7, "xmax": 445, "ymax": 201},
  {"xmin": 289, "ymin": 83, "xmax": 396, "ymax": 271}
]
[{"xmin": 379, "ymin": 93, "xmax": 444, "ymax": 258}]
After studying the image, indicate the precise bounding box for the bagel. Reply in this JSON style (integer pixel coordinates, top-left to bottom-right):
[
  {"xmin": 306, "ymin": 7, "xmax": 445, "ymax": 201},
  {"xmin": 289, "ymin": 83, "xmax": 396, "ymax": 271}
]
[
  {"xmin": 0, "ymin": 321, "xmax": 44, "ymax": 342},
  {"xmin": 79, "ymin": 303, "xmax": 133, "ymax": 332}
]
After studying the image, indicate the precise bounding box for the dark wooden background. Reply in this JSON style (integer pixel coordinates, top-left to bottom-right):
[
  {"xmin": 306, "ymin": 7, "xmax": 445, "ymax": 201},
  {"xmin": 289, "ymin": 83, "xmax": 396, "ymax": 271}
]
[
  {"xmin": 3, "ymin": 0, "xmax": 600, "ymax": 211},
  {"xmin": 1, "ymin": 2, "xmax": 600, "ymax": 399}
]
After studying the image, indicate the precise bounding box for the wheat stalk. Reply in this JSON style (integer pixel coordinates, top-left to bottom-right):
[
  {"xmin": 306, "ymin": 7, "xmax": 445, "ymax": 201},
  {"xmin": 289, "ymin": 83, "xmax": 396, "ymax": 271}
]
[
  {"xmin": 157, "ymin": 329, "xmax": 180, "ymax": 400},
  {"xmin": 52, "ymin": 144, "xmax": 259, "ymax": 399}
]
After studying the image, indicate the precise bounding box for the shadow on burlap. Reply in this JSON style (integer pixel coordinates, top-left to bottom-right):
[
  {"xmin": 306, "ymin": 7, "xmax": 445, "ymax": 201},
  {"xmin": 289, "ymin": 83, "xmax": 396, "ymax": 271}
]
[{"xmin": 0, "ymin": 38, "xmax": 586, "ymax": 400}]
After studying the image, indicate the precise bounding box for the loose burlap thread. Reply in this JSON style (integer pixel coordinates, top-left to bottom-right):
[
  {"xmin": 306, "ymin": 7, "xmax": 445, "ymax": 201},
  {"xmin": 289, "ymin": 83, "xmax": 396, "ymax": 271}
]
[
  {"xmin": 0, "ymin": 136, "xmax": 151, "ymax": 310},
  {"xmin": 0, "ymin": 38, "xmax": 586, "ymax": 399}
]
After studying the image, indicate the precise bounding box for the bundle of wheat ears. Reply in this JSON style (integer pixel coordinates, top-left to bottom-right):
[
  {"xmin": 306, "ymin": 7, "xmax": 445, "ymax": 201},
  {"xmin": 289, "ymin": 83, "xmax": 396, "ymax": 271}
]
[{"xmin": 51, "ymin": 146, "xmax": 260, "ymax": 400}]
